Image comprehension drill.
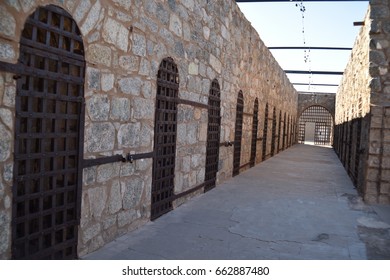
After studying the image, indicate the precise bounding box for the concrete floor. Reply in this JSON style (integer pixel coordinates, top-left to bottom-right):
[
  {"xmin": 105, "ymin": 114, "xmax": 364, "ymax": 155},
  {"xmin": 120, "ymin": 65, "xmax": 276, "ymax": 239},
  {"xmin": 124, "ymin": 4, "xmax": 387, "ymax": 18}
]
[{"xmin": 84, "ymin": 144, "xmax": 390, "ymax": 260}]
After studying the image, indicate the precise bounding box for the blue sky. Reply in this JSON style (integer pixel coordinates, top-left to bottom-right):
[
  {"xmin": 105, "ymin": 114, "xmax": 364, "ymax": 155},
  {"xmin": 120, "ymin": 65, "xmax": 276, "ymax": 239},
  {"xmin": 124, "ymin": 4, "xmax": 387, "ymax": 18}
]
[{"xmin": 237, "ymin": 0, "xmax": 369, "ymax": 94}]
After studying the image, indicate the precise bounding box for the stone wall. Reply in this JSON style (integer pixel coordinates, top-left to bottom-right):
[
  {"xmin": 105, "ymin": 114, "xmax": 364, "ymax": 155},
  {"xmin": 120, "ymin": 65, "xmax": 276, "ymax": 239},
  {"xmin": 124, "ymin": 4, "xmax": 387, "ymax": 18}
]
[
  {"xmin": 298, "ymin": 93, "xmax": 335, "ymax": 119},
  {"xmin": 0, "ymin": 0, "xmax": 298, "ymax": 259},
  {"xmin": 335, "ymin": 1, "xmax": 390, "ymax": 204}
]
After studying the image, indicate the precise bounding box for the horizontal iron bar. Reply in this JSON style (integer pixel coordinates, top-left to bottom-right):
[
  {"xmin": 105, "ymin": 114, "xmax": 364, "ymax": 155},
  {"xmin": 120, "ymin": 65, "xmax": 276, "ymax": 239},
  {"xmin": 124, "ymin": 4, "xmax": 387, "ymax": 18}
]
[
  {"xmin": 83, "ymin": 154, "xmax": 125, "ymax": 168},
  {"xmin": 177, "ymin": 98, "xmax": 209, "ymax": 109},
  {"xmin": 126, "ymin": 152, "xmax": 154, "ymax": 162},
  {"xmin": 293, "ymin": 83, "xmax": 339, "ymax": 86},
  {"xmin": 286, "ymin": 70, "xmax": 344, "ymax": 75},
  {"xmin": 269, "ymin": 47, "xmax": 352, "ymax": 50},
  {"xmin": 236, "ymin": 0, "xmax": 368, "ymax": 2},
  {"xmin": 298, "ymin": 91, "xmax": 337, "ymax": 94},
  {"xmin": 173, "ymin": 182, "xmax": 206, "ymax": 201}
]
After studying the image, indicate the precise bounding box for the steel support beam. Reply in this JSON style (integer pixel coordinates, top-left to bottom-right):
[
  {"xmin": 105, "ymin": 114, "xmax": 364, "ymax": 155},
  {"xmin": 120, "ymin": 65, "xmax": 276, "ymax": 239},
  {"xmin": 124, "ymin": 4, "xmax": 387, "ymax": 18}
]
[
  {"xmin": 269, "ymin": 47, "xmax": 352, "ymax": 50},
  {"xmin": 236, "ymin": 0, "xmax": 367, "ymax": 2},
  {"xmin": 286, "ymin": 70, "xmax": 343, "ymax": 75},
  {"xmin": 293, "ymin": 83, "xmax": 339, "ymax": 86}
]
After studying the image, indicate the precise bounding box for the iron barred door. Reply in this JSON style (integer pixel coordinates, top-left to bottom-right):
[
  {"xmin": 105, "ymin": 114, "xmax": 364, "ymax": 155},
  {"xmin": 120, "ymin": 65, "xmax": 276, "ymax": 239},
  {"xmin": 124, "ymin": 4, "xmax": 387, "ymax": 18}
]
[
  {"xmin": 12, "ymin": 5, "xmax": 85, "ymax": 259},
  {"xmin": 250, "ymin": 99, "xmax": 259, "ymax": 167},
  {"xmin": 204, "ymin": 79, "xmax": 221, "ymax": 192},
  {"xmin": 232, "ymin": 91, "xmax": 244, "ymax": 176},
  {"xmin": 151, "ymin": 58, "xmax": 179, "ymax": 220},
  {"xmin": 262, "ymin": 103, "xmax": 269, "ymax": 161}
]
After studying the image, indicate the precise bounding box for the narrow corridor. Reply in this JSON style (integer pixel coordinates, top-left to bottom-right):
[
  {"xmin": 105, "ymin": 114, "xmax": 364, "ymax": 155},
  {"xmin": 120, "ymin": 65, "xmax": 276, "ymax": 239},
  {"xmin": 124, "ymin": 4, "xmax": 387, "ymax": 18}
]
[{"xmin": 84, "ymin": 144, "xmax": 390, "ymax": 260}]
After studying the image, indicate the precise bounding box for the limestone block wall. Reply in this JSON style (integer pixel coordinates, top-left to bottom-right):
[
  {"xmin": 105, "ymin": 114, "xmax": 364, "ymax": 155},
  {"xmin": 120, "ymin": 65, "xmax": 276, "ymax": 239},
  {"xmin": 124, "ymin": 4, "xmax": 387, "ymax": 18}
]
[
  {"xmin": 0, "ymin": 0, "xmax": 298, "ymax": 259},
  {"xmin": 335, "ymin": 1, "xmax": 390, "ymax": 204}
]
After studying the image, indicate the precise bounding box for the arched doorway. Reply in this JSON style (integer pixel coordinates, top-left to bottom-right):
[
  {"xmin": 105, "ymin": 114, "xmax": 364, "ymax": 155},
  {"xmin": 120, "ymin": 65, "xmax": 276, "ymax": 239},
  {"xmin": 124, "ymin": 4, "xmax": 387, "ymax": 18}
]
[
  {"xmin": 151, "ymin": 57, "xmax": 179, "ymax": 220},
  {"xmin": 232, "ymin": 91, "xmax": 243, "ymax": 177},
  {"xmin": 12, "ymin": 5, "xmax": 85, "ymax": 259},
  {"xmin": 298, "ymin": 105, "xmax": 334, "ymax": 146},
  {"xmin": 204, "ymin": 79, "xmax": 221, "ymax": 192}
]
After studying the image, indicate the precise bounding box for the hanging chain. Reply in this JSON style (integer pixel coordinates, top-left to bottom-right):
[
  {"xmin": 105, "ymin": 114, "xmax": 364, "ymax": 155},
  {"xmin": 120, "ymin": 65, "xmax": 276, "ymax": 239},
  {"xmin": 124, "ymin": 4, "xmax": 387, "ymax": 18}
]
[{"xmin": 294, "ymin": 0, "xmax": 313, "ymax": 90}]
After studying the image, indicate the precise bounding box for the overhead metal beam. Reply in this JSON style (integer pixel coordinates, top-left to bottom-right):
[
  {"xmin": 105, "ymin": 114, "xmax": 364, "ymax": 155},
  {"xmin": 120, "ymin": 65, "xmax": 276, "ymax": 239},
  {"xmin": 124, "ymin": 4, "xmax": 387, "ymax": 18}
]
[
  {"xmin": 269, "ymin": 47, "xmax": 352, "ymax": 50},
  {"xmin": 293, "ymin": 83, "xmax": 339, "ymax": 86},
  {"xmin": 236, "ymin": 0, "xmax": 368, "ymax": 2},
  {"xmin": 286, "ymin": 70, "xmax": 344, "ymax": 75},
  {"xmin": 298, "ymin": 91, "xmax": 337, "ymax": 94}
]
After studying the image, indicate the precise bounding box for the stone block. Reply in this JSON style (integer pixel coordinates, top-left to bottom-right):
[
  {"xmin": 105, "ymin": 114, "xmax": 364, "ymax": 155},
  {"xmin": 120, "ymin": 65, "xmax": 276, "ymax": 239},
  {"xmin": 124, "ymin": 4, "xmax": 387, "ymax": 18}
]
[
  {"xmin": 140, "ymin": 124, "xmax": 152, "ymax": 148},
  {"xmin": 97, "ymin": 163, "xmax": 120, "ymax": 183},
  {"xmin": 187, "ymin": 123, "xmax": 198, "ymax": 144},
  {"xmin": 0, "ymin": 211, "xmax": 10, "ymax": 256},
  {"xmin": 119, "ymin": 56, "xmax": 139, "ymax": 71},
  {"xmin": 112, "ymin": 0, "xmax": 131, "ymax": 10},
  {"xmin": 3, "ymin": 163, "xmax": 12, "ymax": 182},
  {"xmin": 133, "ymin": 98, "xmax": 154, "ymax": 120},
  {"xmin": 121, "ymin": 177, "xmax": 144, "ymax": 210},
  {"xmin": 102, "ymin": 18, "xmax": 129, "ymax": 52},
  {"xmin": 0, "ymin": 108, "xmax": 12, "ymax": 130},
  {"xmin": 0, "ymin": 123, "xmax": 11, "ymax": 162},
  {"xmin": 117, "ymin": 209, "xmax": 137, "ymax": 228},
  {"xmin": 83, "ymin": 166, "xmax": 96, "ymax": 186},
  {"xmin": 86, "ymin": 123, "xmax": 115, "ymax": 152},
  {"xmin": 111, "ymin": 97, "xmax": 130, "ymax": 121},
  {"xmin": 132, "ymin": 33, "xmax": 146, "ymax": 57},
  {"xmin": 87, "ymin": 68, "xmax": 100, "ymax": 90},
  {"xmin": 118, "ymin": 122, "xmax": 140, "ymax": 148},
  {"xmin": 3, "ymin": 86, "xmax": 15, "ymax": 108},
  {"xmin": 169, "ymin": 14, "xmax": 182, "ymax": 37},
  {"xmin": 108, "ymin": 180, "xmax": 122, "ymax": 215},
  {"xmin": 0, "ymin": 6, "xmax": 16, "ymax": 37},
  {"xmin": 87, "ymin": 44, "xmax": 111, "ymax": 67},
  {"xmin": 87, "ymin": 95, "xmax": 110, "ymax": 121},
  {"xmin": 118, "ymin": 77, "xmax": 141, "ymax": 95},
  {"xmin": 139, "ymin": 58, "xmax": 151, "ymax": 76},
  {"xmin": 88, "ymin": 186, "xmax": 107, "ymax": 218},
  {"xmin": 81, "ymin": 1, "xmax": 102, "ymax": 35},
  {"xmin": 82, "ymin": 223, "xmax": 101, "ymax": 244}
]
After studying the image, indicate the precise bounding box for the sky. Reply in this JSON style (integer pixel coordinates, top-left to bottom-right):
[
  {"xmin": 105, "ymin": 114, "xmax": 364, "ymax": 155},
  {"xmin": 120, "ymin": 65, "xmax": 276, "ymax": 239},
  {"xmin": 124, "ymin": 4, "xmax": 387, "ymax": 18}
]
[{"xmin": 236, "ymin": 0, "xmax": 369, "ymax": 94}]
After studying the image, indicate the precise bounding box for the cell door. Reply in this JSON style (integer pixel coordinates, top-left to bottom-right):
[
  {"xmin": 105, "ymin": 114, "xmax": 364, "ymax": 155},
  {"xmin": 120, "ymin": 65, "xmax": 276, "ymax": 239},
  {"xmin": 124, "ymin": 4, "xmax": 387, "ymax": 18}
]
[
  {"xmin": 271, "ymin": 108, "xmax": 276, "ymax": 156},
  {"xmin": 12, "ymin": 5, "xmax": 85, "ymax": 259},
  {"xmin": 262, "ymin": 103, "xmax": 268, "ymax": 161},
  {"xmin": 204, "ymin": 79, "xmax": 221, "ymax": 192},
  {"xmin": 250, "ymin": 99, "xmax": 259, "ymax": 167},
  {"xmin": 151, "ymin": 58, "xmax": 179, "ymax": 220},
  {"xmin": 232, "ymin": 91, "xmax": 244, "ymax": 177}
]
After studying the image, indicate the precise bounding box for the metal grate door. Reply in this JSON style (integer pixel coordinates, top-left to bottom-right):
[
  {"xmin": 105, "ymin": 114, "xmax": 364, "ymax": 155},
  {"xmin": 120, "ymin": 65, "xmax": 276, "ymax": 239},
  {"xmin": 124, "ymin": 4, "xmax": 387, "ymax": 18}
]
[
  {"xmin": 204, "ymin": 79, "xmax": 221, "ymax": 192},
  {"xmin": 151, "ymin": 58, "xmax": 179, "ymax": 220},
  {"xmin": 271, "ymin": 108, "xmax": 276, "ymax": 156},
  {"xmin": 232, "ymin": 91, "xmax": 244, "ymax": 176},
  {"xmin": 12, "ymin": 5, "xmax": 85, "ymax": 259},
  {"xmin": 250, "ymin": 99, "xmax": 259, "ymax": 167},
  {"xmin": 262, "ymin": 103, "xmax": 268, "ymax": 161},
  {"xmin": 298, "ymin": 106, "xmax": 333, "ymax": 146}
]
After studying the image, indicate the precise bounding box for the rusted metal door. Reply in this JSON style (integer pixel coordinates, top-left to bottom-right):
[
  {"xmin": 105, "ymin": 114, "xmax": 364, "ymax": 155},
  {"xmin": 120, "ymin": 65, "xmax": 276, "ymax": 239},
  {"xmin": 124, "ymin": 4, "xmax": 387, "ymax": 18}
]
[
  {"xmin": 262, "ymin": 103, "xmax": 269, "ymax": 161},
  {"xmin": 204, "ymin": 79, "xmax": 221, "ymax": 192},
  {"xmin": 151, "ymin": 58, "xmax": 179, "ymax": 220},
  {"xmin": 250, "ymin": 99, "xmax": 259, "ymax": 167},
  {"xmin": 271, "ymin": 108, "xmax": 276, "ymax": 156},
  {"xmin": 232, "ymin": 91, "xmax": 244, "ymax": 176},
  {"xmin": 12, "ymin": 5, "xmax": 85, "ymax": 259}
]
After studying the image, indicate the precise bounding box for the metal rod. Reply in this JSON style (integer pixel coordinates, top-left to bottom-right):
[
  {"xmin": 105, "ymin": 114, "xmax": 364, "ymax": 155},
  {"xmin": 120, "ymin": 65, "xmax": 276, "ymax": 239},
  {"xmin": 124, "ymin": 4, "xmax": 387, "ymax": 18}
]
[
  {"xmin": 298, "ymin": 91, "xmax": 337, "ymax": 94},
  {"xmin": 293, "ymin": 83, "xmax": 339, "ymax": 86},
  {"xmin": 269, "ymin": 47, "xmax": 352, "ymax": 50},
  {"xmin": 236, "ymin": 0, "xmax": 368, "ymax": 2},
  {"xmin": 286, "ymin": 70, "xmax": 344, "ymax": 75}
]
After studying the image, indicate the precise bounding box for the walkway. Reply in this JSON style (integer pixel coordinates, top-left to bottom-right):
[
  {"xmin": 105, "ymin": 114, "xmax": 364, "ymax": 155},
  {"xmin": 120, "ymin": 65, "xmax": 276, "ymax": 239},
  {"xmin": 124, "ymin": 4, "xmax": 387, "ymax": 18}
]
[{"xmin": 84, "ymin": 144, "xmax": 390, "ymax": 260}]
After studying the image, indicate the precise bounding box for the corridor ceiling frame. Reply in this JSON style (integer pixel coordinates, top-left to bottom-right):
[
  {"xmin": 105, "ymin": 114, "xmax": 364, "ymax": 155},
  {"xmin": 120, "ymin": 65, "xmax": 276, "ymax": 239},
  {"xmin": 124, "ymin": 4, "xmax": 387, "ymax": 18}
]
[{"xmin": 236, "ymin": 0, "xmax": 369, "ymax": 95}]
